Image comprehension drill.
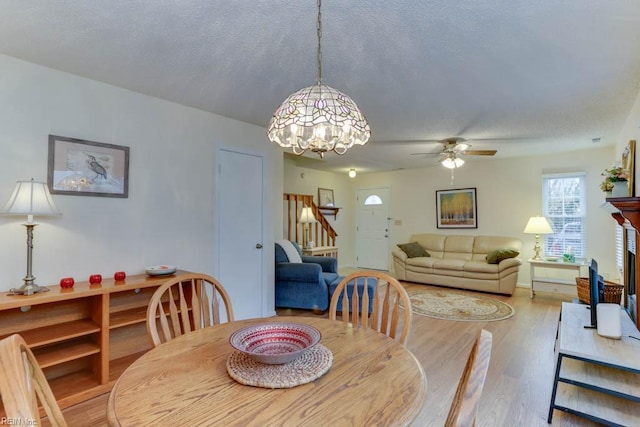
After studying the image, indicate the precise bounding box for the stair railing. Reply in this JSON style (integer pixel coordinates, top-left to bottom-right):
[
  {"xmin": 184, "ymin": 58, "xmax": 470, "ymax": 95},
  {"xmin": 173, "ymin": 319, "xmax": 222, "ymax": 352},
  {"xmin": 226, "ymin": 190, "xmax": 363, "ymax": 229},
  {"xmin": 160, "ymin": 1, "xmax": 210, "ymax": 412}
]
[{"xmin": 283, "ymin": 193, "xmax": 337, "ymax": 247}]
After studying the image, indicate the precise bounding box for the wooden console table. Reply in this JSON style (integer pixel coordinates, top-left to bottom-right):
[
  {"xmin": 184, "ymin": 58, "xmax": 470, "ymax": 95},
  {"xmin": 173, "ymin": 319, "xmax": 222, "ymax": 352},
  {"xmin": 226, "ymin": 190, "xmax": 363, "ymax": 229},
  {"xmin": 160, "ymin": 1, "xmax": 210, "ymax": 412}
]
[
  {"xmin": 0, "ymin": 270, "xmax": 191, "ymax": 413},
  {"xmin": 301, "ymin": 246, "xmax": 338, "ymax": 258},
  {"xmin": 547, "ymin": 302, "xmax": 640, "ymax": 425}
]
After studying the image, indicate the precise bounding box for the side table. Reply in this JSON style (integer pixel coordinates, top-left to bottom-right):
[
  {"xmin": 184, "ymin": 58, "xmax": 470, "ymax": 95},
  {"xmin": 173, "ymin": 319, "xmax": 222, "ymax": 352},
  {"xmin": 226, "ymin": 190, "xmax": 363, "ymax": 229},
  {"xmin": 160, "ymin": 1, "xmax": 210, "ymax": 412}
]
[
  {"xmin": 528, "ymin": 258, "xmax": 584, "ymax": 299},
  {"xmin": 301, "ymin": 246, "xmax": 338, "ymax": 258}
]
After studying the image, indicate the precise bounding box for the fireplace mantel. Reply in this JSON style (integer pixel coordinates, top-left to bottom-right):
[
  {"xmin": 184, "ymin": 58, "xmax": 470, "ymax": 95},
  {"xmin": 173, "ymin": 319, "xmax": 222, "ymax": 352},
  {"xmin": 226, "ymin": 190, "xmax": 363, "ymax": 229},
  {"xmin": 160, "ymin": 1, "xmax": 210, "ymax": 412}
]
[
  {"xmin": 604, "ymin": 197, "xmax": 640, "ymax": 230},
  {"xmin": 605, "ymin": 196, "xmax": 640, "ymax": 329}
]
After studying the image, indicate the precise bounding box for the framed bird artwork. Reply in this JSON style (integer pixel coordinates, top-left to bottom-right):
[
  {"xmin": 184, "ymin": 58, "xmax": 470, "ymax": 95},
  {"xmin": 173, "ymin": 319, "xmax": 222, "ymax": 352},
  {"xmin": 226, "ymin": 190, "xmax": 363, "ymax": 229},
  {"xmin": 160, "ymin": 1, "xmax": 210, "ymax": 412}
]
[{"xmin": 47, "ymin": 135, "xmax": 129, "ymax": 198}]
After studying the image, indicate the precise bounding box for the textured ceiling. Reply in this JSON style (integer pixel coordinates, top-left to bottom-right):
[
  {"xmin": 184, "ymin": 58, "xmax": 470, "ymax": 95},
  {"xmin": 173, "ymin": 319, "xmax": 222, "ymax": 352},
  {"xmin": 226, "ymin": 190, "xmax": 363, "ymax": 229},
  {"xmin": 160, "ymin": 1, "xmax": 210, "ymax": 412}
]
[{"xmin": 1, "ymin": 1, "xmax": 640, "ymax": 173}]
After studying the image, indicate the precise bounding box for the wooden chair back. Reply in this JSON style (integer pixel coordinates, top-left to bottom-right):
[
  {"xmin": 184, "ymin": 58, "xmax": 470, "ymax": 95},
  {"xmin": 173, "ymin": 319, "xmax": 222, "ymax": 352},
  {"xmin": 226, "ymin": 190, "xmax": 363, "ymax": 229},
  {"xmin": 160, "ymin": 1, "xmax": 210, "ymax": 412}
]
[
  {"xmin": 329, "ymin": 271, "xmax": 412, "ymax": 345},
  {"xmin": 445, "ymin": 329, "xmax": 493, "ymax": 427},
  {"xmin": 146, "ymin": 273, "xmax": 234, "ymax": 347},
  {"xmin": 0, "ymin": 334, "xmax": 67, "ymax": 427}
]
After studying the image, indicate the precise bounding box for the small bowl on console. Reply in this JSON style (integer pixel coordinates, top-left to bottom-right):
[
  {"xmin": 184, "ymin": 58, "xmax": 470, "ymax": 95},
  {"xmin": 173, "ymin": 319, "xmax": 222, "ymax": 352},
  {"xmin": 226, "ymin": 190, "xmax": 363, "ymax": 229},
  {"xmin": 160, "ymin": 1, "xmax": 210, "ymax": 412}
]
[{"xmin": 229, "ymin": 322, "xmax": 321, "ymax": 365}]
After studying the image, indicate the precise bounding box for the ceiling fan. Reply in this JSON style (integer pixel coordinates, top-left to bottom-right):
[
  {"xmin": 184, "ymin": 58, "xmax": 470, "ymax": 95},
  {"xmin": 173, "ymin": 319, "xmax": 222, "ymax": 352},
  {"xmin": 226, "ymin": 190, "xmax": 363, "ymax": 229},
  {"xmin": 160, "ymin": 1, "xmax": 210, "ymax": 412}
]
[{"xmin": 410, "ymin": 137, "xmax": 497, "ymax": 168}]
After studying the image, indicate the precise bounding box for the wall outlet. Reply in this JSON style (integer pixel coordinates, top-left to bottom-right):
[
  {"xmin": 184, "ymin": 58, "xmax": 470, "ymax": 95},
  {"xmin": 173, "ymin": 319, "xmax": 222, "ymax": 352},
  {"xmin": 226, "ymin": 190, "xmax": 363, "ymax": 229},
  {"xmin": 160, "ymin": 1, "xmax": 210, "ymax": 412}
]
[{"xmin": 394, "ymin": 219, "xmax": 402, "ymax": 226}]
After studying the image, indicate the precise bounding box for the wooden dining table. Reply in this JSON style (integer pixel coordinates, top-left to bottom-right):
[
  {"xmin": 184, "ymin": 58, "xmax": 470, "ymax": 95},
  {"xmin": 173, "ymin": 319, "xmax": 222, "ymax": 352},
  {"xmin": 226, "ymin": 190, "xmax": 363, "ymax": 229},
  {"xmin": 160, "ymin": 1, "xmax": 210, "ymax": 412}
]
[{"xmin": 107, "ymin": 316, "xmax": 427, "ymax": 426}]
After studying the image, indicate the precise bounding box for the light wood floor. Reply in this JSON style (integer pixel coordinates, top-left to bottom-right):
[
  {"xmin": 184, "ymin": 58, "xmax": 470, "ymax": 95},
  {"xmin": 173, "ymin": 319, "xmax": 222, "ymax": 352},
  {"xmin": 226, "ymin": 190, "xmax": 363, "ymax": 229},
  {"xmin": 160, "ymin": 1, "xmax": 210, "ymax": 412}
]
[{"xmin": 51, "ymin": 284, "xmax": 601, "ymax": 427}]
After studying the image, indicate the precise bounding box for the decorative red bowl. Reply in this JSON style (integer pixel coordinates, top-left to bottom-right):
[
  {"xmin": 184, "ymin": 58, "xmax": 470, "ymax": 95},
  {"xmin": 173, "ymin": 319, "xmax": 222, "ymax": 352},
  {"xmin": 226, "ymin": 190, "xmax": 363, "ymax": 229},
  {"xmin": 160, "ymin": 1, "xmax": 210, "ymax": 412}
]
[
  {"xmin": 229, "ymin": 322, "xmax": 321, "ymax": 365},
  {"xmin": 59, "ymin": 277, "xmax": 74, "ymax": 289}
]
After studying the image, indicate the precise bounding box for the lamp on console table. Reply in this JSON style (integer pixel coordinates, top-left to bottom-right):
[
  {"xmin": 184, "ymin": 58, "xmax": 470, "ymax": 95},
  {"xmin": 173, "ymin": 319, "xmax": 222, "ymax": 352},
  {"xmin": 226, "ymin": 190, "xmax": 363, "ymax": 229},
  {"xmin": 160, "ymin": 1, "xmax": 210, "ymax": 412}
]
[
  {"xmin": 523, "ymin": 215, "xmax": 554, "ymax": 261},
  {"xmin": 299, "ymin": 207, "xmax": 317, "ymax": 249},
  {"xmin": 1, "ymin": 179, "xmax": 61, "ymax": 295}
]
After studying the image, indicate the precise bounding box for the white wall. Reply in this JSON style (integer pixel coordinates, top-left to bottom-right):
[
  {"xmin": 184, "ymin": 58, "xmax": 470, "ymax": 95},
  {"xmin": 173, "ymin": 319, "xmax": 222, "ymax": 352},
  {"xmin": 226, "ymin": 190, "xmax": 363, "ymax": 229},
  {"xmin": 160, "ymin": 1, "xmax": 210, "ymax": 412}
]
[
  {"xmin": 285, "ymin": 146, "xmax": 620, "ymax": 286},
  {"xmin": 0, "ymin": 53, "xmax": 283, "ymax": 315},
  {"xmin": 617, "ymin": 87, "xmax": 640, "ymax": 190}
]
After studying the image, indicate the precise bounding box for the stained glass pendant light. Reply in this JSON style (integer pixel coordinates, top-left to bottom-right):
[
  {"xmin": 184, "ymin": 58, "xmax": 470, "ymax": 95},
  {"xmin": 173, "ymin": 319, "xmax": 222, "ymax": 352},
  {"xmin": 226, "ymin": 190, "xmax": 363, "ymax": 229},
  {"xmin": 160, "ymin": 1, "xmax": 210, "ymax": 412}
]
[{"xmin": 267, "ymin": 0, "xmax": 370, "ymax": 158}]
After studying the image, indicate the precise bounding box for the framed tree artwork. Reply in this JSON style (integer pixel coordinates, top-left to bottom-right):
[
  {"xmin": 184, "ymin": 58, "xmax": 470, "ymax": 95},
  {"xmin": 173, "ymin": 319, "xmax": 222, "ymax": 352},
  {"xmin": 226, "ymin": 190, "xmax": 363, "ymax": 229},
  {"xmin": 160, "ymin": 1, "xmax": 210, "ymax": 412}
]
[{"xmin": 436, "ymin": 187, "xmax": 477, "ymax": 229}]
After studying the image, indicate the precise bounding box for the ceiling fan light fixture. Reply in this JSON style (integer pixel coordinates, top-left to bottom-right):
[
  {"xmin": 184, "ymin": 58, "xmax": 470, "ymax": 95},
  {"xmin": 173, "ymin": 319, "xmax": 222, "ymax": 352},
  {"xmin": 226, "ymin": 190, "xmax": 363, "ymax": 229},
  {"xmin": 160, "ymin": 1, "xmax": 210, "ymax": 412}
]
[
  {"xmin": 267, "ymin": 0, "xmax": 370, "ymax": 158},
  {"xmin": 441, "ymin": 155, "xmax": 464, "ymax": 169}
]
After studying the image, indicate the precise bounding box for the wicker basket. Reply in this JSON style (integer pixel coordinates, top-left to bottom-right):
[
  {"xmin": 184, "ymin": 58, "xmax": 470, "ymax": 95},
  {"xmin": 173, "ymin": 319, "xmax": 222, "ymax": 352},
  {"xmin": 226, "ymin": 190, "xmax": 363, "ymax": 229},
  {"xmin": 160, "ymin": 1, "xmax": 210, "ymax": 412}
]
[{"xmin": 575, "ymin": 277, "xmax": 623, "ymax": 304}]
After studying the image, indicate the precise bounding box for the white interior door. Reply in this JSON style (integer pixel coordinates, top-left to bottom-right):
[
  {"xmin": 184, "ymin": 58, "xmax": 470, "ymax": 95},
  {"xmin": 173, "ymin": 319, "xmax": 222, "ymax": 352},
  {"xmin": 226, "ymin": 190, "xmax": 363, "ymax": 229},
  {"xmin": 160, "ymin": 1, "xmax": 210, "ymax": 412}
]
[
  {"xmin": 218, "ymin": 149, "xmax": 264, "ymax": 319},
  {"xmin": 356, "ymin": 187, "xmax": 391, "ymax": 270}
]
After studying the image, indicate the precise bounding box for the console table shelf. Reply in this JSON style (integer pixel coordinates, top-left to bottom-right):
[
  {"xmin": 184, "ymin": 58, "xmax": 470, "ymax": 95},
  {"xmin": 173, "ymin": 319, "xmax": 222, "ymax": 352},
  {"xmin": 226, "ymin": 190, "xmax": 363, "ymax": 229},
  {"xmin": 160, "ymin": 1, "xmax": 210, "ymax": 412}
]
[
  {"xmin": 0, "ymin": 270, "xmax": 192, "ymax": 414},
  {"xmin": 15, "ymin": 319, "xmax": 100, "ymax": 347},
  {"xmin": 33, "ymin": 338, "xmax": 101, "ymax": 368},
  {"xmin": 109, "ymin": 306, "xmax": 149, "ymax": 329}
]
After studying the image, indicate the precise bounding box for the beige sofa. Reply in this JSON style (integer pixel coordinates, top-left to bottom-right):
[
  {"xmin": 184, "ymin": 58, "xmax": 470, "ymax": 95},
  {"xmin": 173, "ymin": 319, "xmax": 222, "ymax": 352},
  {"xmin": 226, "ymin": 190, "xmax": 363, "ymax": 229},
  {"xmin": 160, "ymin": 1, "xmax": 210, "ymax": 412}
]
[{"xmin": 392, "ymin": 233, "xmax": 523, "ymax": 295}]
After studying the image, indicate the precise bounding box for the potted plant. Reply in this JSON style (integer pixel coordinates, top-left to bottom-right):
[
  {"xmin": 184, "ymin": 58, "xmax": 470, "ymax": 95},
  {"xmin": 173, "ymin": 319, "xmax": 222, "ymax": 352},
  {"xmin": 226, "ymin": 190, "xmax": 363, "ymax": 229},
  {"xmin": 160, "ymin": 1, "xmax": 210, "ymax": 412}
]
[{"xmin": 600, "ymin": 166, "xmax": 629, "ymax": 197}]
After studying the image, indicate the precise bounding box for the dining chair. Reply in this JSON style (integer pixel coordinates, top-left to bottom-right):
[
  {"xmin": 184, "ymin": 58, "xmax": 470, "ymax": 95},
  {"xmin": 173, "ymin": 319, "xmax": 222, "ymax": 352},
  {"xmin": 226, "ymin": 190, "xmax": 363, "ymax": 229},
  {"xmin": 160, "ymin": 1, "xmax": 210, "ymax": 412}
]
[
  {"xmin": 445, "ymin": 329, "xmax": 493, "ymax": 427},
  {"xmin": 0, "ymin": 334, "xmax": 68, "ymax": 427},
  {"xmin": 146, "ymin": 273, "xmax": 235, "ymax": 347},
  {"xmin": 329, "ymin": 270, "xmax": 412, "ymax": 345}
]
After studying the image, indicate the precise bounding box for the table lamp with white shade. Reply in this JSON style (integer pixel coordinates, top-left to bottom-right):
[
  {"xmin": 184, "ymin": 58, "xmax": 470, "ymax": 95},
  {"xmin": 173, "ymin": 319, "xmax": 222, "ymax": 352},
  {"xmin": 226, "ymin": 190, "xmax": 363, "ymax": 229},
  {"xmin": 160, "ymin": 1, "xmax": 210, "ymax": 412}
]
[
  {"xmin": 299, "ymin": 207, "xmax": 317, "ymax": 249},
  {"xmin": 2, "ymin": 179, "xmax": 61, "ymax": 295},
  {"xmin": 523, "ymin": 215, "xmax": 554, "ymax": 261}
]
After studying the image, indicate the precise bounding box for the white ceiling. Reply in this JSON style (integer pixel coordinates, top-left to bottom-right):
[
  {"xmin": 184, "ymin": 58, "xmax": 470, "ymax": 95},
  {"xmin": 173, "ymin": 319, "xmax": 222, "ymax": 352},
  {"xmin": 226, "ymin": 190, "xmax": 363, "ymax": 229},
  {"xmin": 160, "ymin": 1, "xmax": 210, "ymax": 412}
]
[{"xmin": 1, "ymin": 1, "xmax": 640, "ymax": 173}]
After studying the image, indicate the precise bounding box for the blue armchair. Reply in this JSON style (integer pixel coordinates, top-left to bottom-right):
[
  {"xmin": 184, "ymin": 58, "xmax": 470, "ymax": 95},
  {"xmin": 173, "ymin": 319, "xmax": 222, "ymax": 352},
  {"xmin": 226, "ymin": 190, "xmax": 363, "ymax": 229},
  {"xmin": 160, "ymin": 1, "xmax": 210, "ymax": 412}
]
[{"xmin": 275, "ymin": 240, "xmax": 340, "ymax": 313}]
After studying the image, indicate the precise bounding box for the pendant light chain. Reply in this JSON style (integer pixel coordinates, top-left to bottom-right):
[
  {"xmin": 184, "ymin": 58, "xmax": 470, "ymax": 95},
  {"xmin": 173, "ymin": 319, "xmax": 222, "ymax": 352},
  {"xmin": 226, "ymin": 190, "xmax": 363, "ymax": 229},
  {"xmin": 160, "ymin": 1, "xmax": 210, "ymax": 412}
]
[{"xmin": 316, "ymin": 0, "xmax": 322, "ymax": 85}]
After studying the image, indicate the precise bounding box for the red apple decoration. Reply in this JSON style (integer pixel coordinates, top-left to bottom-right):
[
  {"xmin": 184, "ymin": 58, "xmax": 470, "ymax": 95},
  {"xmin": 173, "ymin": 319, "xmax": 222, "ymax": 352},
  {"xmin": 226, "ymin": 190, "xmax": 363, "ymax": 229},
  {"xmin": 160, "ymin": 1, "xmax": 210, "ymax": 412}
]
[
  {"xmin": 114, "ymin": 271, "xmax": 126, "ymax": 281},
  {"xmin": 89, "ymin": 274, "xmax": 102, "ymax": 284},
  {"xmin": 60, "ymin": 277, "xmax": 75, "ymax": 289}
]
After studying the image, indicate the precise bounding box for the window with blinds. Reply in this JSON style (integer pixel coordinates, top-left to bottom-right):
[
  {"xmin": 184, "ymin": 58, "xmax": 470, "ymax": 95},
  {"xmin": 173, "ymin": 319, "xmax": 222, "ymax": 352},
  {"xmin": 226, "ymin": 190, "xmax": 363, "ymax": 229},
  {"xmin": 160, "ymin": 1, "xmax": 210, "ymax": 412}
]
[
  {"xmin": 542, "ymin": 173, "xmax": 586, "ymax": 258},
  {"xmin": 616, "ymin": 225, "xmax": 623, "ymax": 274}
]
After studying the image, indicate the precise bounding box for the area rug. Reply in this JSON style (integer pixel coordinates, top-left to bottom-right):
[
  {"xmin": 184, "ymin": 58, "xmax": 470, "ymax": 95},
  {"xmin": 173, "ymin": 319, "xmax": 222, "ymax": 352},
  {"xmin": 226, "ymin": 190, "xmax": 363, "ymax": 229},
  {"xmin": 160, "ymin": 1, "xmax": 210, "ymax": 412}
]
[{"xmin": 406, "ymin": 289, "xmax": 515, "ymax": 321}]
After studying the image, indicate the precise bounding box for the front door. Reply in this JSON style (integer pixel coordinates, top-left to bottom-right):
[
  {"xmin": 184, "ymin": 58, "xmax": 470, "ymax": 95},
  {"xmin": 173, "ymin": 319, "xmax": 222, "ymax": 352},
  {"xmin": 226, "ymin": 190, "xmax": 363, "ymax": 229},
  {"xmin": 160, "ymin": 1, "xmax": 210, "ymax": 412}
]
[
  {"xmin": 356, "ymin": 187, "xmax": 391, "ymax": 270},
  {"xmin": 217, "ymin": 149, "xmax": 264, "ymax": 319}
]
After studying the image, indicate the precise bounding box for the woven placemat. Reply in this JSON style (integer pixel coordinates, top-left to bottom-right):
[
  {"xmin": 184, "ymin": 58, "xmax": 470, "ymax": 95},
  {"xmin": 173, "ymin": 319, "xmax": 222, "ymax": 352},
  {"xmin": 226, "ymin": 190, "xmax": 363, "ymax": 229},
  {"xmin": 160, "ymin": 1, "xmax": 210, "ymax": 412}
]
[{"xmin": 226, "ymin": 344, "xmax": 333, "ymax": 389}]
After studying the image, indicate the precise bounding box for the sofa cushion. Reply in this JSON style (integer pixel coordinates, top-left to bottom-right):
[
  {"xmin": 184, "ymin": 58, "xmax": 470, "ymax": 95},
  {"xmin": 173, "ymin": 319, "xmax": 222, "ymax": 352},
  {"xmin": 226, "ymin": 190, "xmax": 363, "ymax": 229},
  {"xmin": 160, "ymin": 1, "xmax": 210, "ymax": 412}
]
[
  {"xmin": 397, "ymin": 242, "xmax": 430, "ymax": 258},
  {"xmin": 411, "ymin": 234, "xmax": 446, "ymax": 257},
  {"xmin": 432, "ymin": 258, "xmax": 466, "ymax": 272},
  {"xmin": 442, "ymin": 236, "xmax": 475, "ymax": 261},
  {"xmin": 473, "ymin": 236, "xmax": 523, "ymax": 260},
  {"xmin": 275, "ymin": 239, "xmax": 302, "ymax": 263},
  {"xmin": 486, "ymin": 248, "xmax": 520, "ymax": 264},
  {"xmin": 463, "ymin": 261, "xmax": 500, "ymax": 274}
]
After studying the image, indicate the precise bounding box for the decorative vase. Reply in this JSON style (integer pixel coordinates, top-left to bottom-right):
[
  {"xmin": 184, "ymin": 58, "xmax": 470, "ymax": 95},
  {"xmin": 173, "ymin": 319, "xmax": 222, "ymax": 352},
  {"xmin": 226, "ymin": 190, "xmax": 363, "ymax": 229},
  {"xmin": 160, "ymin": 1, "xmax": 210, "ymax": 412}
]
[{"xmin": 612, "ymin": 181, "xmax": 628, "ymax": 197}]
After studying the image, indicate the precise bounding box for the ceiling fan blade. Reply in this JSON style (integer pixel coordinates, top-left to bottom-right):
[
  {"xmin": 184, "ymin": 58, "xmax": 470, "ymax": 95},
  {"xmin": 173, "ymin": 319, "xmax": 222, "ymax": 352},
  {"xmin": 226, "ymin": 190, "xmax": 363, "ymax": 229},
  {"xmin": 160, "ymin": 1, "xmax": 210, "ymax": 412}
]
[
  {"xmin": 463, "ymin": 150, "xmax": 497, "ymax": 156},
  {"xmin": 450, "ymin": 143, "xmax": 470, "ymax": 152},
  {"xmin": 410, "ymin": 152, "xmax": 443, "ymax": 156}
]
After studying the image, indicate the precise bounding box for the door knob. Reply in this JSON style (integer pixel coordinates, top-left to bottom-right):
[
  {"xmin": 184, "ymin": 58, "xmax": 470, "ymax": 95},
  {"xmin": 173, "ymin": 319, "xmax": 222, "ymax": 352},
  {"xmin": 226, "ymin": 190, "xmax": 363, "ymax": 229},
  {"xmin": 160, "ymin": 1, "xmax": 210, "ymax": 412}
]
[{"xmin": 256, "ymin": 243, "xmax": 263, "ymax": 249}]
